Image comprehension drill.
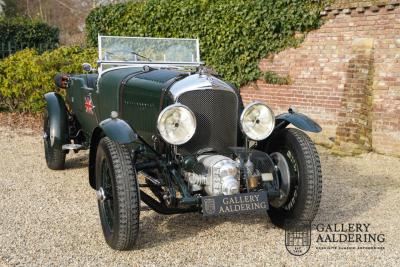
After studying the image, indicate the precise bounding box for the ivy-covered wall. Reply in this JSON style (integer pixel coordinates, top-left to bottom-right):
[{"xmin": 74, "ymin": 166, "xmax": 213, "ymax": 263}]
[{"xmin": 86, "ymin": 0, "xmax": 324, "ymax": 86}]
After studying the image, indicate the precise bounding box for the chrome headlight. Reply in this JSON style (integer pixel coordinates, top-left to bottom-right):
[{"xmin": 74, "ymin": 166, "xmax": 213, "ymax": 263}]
[
  {"xmin": 157, "ymin": 104, "xmax": 196, "ymax": 145},
  {"xmin": 240, "ymin": 102, "xmax": 275, "ymax": 141}
]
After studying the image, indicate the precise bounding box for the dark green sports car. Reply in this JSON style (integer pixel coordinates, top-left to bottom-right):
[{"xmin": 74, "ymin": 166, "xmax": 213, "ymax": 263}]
[{"xmin": 44, "ymin": 36, "xmax": 322, "ymax": 250}]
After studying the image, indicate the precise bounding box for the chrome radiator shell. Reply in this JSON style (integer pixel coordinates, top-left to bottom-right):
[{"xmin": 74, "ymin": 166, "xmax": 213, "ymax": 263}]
[{"xmin": 169, "ymin": 74, "xmax": 239, "ymax": 154}]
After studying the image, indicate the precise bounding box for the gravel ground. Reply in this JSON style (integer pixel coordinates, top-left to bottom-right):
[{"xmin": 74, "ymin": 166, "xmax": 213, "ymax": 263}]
[{"xmin": 1, "ymin": 126, "xmax": 400, "ymax": 266}]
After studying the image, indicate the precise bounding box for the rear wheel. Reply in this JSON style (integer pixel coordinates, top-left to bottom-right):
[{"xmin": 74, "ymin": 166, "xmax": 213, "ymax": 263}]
[
  {"xmin": 43, "ymin": 111, "xmax": 66, "ymax": 170},
  {"xmin": 95, "ymin": 137, "xmax": 140, "ymax": 250},
  {"xmin": 264, "ymin": 128, "xmax": 322, "ymax": 227}
]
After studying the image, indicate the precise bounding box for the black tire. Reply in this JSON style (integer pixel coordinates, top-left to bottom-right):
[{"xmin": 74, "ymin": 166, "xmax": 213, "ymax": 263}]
[
  {"xmin": 95, "ymin": 137, "xmax": 140, "ymax": 250},
  {"xmin": 264, "ymin": 128, "xmax": 322, "ymax": 227},
  {"xmin": 43, "ymin": 111, "xmax": 66, "ymax": 170}
]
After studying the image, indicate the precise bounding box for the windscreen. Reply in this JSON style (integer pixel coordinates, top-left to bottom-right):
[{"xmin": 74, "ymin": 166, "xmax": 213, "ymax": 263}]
[{"xmin": 99, "ymin": 36, "xmax": 200, "ymax": 64}]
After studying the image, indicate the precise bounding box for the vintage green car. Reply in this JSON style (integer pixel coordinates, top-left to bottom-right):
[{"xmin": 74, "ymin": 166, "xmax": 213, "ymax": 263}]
[{"xmin": 43, "ymin": 36, "xmax": 322, "ymax": 250}]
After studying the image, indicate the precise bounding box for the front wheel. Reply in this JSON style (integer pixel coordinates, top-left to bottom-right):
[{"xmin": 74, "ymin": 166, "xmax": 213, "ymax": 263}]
[
  {"xmin": 264, "ymin": 128, "xmax": 322, "ymax": 227},
  {"xmin": 95, "ymin": 137, "xmax": 140, "ymax": 250}
]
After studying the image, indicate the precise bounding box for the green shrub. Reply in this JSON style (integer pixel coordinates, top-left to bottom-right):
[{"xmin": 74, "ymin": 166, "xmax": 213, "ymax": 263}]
[
  {"xmin": 0, "ymin": 46, "xmax": 97, "ymax": 112},
  {"xmin": 86, "ymin": 0, "xmax": 324, "ymax": 86},
  {"xmin": 0, "ymin": 18, "xmax": 59, "ymax": 59},
  {"xmin": 263, "ymin": 71, "xmax": 291, "ymax": 85}
]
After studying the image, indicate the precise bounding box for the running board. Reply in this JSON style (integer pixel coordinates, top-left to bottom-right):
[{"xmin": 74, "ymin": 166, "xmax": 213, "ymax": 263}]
[{"xmin": 62, "ymin": 144, "xmax": 83, "ymax": 151}]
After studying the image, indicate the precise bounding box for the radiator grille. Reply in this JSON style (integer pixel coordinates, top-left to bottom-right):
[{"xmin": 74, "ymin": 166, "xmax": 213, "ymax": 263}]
[{"xmin": 177, "ymin": 89, "xmax": 238, "ymax": 154}]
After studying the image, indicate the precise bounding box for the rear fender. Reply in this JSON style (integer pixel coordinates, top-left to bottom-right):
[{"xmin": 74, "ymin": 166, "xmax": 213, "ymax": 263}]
[
  {"xmin": 275, "ymin": 109, "xmax": 322, "ymax": 133},
  {"xmin": 44, "ymin": 92, "xmax": 69, "ymax": 147}
]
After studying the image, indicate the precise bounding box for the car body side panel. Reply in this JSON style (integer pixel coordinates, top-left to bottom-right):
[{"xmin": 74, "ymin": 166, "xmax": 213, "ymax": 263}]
[
  {"xmin": 67, "ymin": 67, "xmax": 141, "ymax": 139},
  {"xmin": 67, "ymin": 67, "xmax": 243, "ymax": 148},
  {"xmin": 122, "ymin": 77, "xmax": 168, "ymax": 144},
  {"xmin": 98, "ymin": 68, "xmax": 182, "ymax": 145},
  {"xmin": 67, "ymin": 75, "xmax": 100, "ymax": 138},
  {"xmin": 68, "ymin": 67, "xmax": 182, "ymax": 145},
  {"xmin": 97, "ymin": 67, "xmax": 143, "ymax": 120}
]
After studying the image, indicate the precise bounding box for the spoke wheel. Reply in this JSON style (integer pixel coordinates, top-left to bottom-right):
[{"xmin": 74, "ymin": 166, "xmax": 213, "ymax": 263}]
[
  {"xmin": 98, "ymin": 158, "xmax": 114, "ymax": 233},
  {"xmin": 95, "ymin": 137, "xmax": 140, "ymax": 250}
]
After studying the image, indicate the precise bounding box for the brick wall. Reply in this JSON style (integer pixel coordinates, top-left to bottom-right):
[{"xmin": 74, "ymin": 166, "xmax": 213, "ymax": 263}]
[{"xmin": 241, "ymin": 1, "xmax": 400, "ymax": 156}]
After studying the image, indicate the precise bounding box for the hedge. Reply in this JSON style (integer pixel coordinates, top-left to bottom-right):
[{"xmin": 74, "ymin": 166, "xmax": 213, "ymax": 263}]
[
  {"xmin": 0, "ymin": 46, "xmax": 97, "ymax": 112},
  {"xmin": 86, "ymin": 0, "xmax": 324, "ymax": 86},
  {"xmin": 0, "ymin": 19, "xmax": 59, "ymax": 59}
]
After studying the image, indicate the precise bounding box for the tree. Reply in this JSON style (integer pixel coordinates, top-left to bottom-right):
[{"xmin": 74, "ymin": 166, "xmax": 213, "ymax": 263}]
[
  {"xmin": 0, "ymin": 0, "xmax": 130, "ymax": 44},
  {"xmin": 0, "ymin": 0, "xmax": 19, "ymax": 18},
  {"xmin": 0, "ymin": 0, "xmax": 4, "ymax": 16}
]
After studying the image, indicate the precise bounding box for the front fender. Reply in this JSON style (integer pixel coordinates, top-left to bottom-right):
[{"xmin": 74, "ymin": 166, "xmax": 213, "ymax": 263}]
[
  {"xmin": 99, "ymin": 118, "xmax": 138, "ymax": 144},
  {"xmin": 275, "ymin": 110, "xmax": 322, "ymax": 133},
  {"xmin": 44, "ymin": 92, "xmax": 69, "ymax": 147}
]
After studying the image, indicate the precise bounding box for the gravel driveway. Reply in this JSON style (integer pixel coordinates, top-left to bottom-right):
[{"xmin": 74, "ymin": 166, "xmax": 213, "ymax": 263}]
[{"xmin": 1, "ymin": 126, "xmax": 399, "ymax": 266}]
